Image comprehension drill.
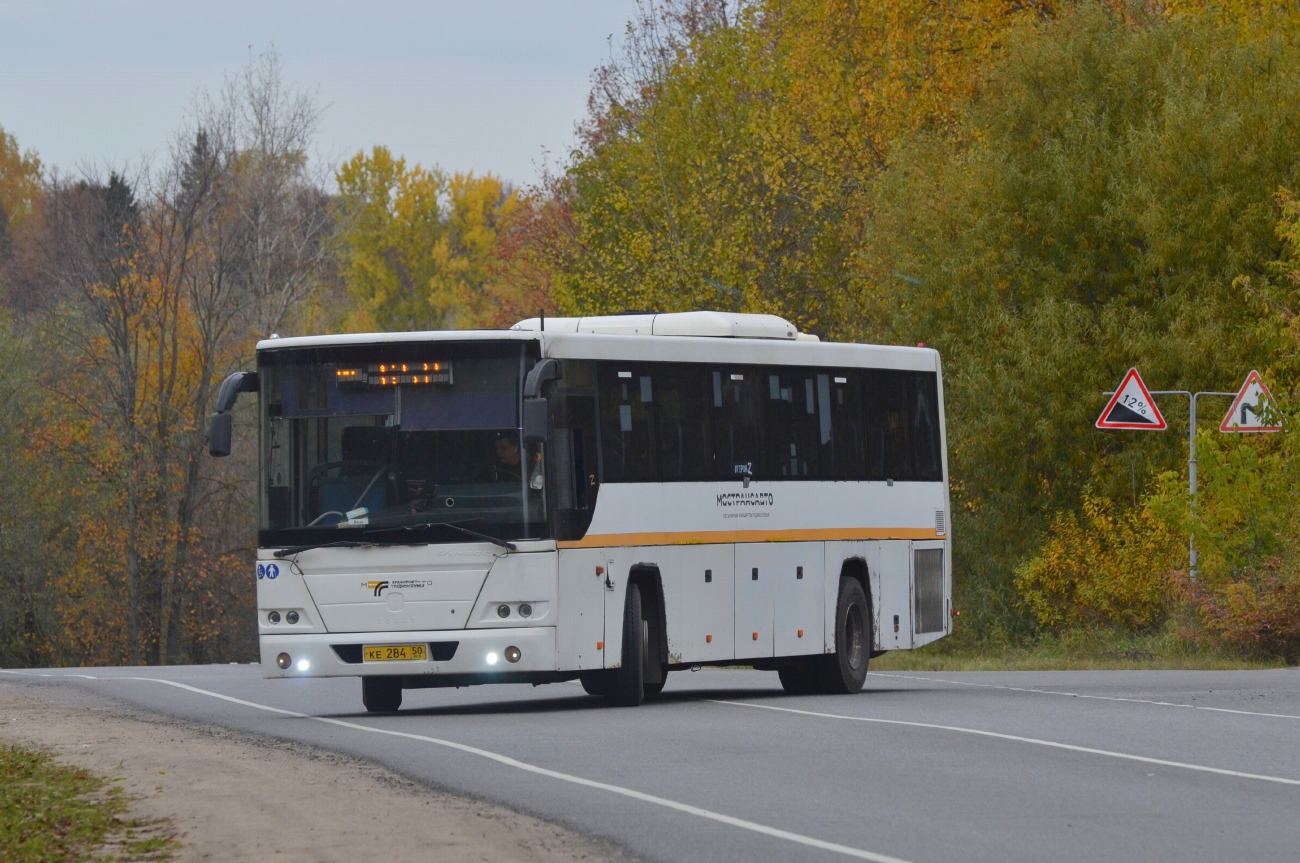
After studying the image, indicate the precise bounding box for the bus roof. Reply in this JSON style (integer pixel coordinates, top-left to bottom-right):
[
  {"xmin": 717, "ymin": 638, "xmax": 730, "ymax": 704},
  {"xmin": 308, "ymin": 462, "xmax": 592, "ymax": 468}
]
[{"xmin": 255, "ymin": 312, "xmax": 938, "ymax": 371}]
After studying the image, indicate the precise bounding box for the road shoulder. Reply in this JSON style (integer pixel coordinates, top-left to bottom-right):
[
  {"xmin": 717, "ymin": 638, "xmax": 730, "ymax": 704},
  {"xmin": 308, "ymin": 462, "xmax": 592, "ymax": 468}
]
[{"xmin": 0, "ymin": 683, "xmax": 625, "ymax": 863}]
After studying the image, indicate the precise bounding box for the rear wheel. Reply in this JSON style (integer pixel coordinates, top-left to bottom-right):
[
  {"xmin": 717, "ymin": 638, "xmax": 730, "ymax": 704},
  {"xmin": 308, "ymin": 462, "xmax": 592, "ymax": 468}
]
[
  {"xmin": 819, "ymin": 578, "xmax": 871, "ymax": 694},
  {"xmin": 361, "ymin": 676, "xmax": 402, "ymax": 712},
  {"xmin": 608, "ymin": 583, "xmax": 646, "ymax": 706},
  {"xmin": 579, "ymin": 671, "xmax": 610, "ymax": 696},
  {"xmin": 777, "ymin": 662, "xmax": 821, "ymax": 695}
]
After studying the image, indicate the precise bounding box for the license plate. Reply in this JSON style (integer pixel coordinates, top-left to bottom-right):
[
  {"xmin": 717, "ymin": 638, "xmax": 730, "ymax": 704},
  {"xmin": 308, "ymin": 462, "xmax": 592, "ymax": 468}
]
[{"xmin": 363, "ymin": 643, "xmax": 427, "ymax": 662}]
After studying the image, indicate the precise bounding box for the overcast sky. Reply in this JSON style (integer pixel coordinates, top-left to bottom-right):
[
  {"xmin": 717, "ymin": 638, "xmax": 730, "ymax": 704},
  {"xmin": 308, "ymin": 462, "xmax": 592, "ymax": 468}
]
[{"xmin": 0, "ymin": 0, "xmax": 639, "ymax": 187}]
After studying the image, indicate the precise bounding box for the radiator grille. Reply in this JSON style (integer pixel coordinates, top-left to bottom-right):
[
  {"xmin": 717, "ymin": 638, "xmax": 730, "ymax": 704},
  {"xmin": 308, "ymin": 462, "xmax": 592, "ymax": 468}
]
[{"xmin": 913, "ymin": 549, "xmax": 945, "ymax": 634}]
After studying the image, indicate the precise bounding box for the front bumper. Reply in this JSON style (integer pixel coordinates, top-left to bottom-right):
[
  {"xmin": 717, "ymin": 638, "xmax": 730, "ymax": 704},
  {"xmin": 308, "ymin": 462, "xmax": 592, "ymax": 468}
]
[{"xmin": 259, "ymin": 626, "xmax": 556, "ymax": 679}]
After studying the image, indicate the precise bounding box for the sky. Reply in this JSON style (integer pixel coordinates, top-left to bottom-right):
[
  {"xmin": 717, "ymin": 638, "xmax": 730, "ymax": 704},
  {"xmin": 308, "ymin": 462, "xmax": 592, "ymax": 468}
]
[{"xmin": 0, "ymin": 0, "xmax": 639, "ymax": 188}]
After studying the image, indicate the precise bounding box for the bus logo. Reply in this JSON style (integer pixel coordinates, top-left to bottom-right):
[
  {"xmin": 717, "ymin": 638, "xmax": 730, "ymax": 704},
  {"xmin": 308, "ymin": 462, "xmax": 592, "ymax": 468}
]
[
  {"xmin": 366, "ymin": 580, "xmax": 390, "ymax": 596},
  {"xmin": 257, "ymin": 563, "xmax": 279, "ymax": 580}
]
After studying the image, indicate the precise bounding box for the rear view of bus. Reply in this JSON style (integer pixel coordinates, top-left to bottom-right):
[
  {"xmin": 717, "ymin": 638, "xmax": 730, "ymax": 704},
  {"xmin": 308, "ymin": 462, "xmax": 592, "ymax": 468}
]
[{"xmin": 209, "ymin": 312, "xmax": 950, "ymax": 712}]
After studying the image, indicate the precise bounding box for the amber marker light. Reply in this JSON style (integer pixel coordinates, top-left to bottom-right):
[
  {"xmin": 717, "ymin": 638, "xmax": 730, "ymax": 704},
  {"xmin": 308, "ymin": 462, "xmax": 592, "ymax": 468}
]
[
  {"xmin": 596, "ymin": 641, "xmax": 604, "ymax": 650},
  {"xmin": 705, "ymin": 634, "xmax": 712, "ymax": 643},
  {"xmin": 798, "ymin": 629, "xmax": 804, "ymax": 638},
  {"xmin": 752, "ymin": 632, "xmax": 759, "ymax": 640}
]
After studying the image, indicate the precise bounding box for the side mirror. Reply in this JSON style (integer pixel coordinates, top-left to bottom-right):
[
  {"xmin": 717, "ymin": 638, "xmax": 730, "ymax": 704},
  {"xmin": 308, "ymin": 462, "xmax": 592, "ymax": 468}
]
[
  {"xmin": 209, "ymin": 412, "xmax": 233, "ymax": 457},
  {"xmin": 209, "ymin": 371, "xmax": 258, "ymax": 458},
  {"xmin": 522, "ymin": 398, "xmax": 549, "ymax": 444}
]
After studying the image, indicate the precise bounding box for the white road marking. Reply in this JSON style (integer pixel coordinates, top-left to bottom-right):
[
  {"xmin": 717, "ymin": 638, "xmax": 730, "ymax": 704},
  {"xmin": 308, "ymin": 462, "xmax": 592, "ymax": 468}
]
[
  {"xmin": 3, "ymin": 672, "xmax": 915, "ymax": 863},
  {"xmin": 709, "ymin": 699, "xmax": 1300, "ymax": 788},
  {"xmin": 869, "ymin": 672, "xmax": 1300, "ymax": 720}
]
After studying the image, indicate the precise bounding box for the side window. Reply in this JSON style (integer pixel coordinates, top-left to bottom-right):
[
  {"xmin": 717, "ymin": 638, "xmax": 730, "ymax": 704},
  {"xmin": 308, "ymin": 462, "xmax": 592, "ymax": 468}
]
[
  {"xmin": 710, "ymin": 368, "xmax": 767, "ymax": 480},
  {"xmin": 863, "ymin": 369, "xmax": 914, "ymax": 481},
  {"xmin": 655, "ymin": 364, "xmax": 714, "ymax": 481},
  {"xmin": 910, "ymin": 372, "xmax": 944, "ymax": 481},
  {"xmin": 764, "ymin": 368, "xmax": 821, "ymax": 478},
  {"xmin": 598, "ymin": 364, "xmax": 658, "ymax": 482},
  {"xmin": 822, "ymin": 371, "xmax": 867, "ymax": 480}
]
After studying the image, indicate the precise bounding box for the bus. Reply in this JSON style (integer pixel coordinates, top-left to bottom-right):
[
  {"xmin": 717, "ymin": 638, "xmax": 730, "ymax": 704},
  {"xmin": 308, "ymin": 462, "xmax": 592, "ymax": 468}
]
[{"xmin": 209, "ymin": 311, "xmax": 951, "ymax": 712}]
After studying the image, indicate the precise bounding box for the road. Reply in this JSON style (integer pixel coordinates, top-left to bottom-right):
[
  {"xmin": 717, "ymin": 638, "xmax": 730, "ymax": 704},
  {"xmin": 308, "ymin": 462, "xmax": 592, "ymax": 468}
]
[{"xmin": 3, "ymin": 665, "xmax": 1299, "ymax": 862}]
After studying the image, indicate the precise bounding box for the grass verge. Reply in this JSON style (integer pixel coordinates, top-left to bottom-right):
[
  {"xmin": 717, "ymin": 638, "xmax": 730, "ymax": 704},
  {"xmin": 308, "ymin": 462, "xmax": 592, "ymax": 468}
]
[
  {"xmin": 0, "ymin": 743, "xmax": 176, "ymax": 862},
  {"xmin": 871, "ymin": 628, "xmax": 1288, "ymax": 672}
]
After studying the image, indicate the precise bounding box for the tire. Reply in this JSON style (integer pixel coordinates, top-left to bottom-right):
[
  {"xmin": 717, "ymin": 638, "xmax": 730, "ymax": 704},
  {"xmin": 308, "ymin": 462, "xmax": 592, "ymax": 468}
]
[
  {"xmin": 819, "ymin": 577, "xmax": 871, "ymax": 694},
  {"xmin": 608, "ymin": 583, "xmax": 646, "ymax": 706},
  {"xmin": 644, "ymin": 670, "xmax": 667, "ymax": 698},
  {"xmin": 361, "ymin": 676, "xmax": 402, "ymax": 712},
  {"xmin": 579, "ymin": 671, "xmax": 610, "ymax": 696},
  {"xmin": 777, "ymin": 662, "xmax": 820, "ymax": 695}
]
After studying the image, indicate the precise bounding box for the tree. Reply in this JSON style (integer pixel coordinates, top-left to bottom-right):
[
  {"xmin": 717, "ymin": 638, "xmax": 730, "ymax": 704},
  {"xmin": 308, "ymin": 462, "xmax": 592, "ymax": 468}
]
[
  {"xmin": 24, "ymin": 49, "xmax": 333, "ymax": 665},
  {"xmin": 334, "ymin": 148, "xmax": 517, "ymax": 331}
]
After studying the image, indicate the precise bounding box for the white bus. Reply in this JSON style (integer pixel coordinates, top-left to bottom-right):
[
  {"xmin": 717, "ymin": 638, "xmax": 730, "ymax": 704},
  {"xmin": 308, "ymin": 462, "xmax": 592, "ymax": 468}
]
[{"xmin": 209, "ymin": 311, "xmax": 950, "ymax": 712}]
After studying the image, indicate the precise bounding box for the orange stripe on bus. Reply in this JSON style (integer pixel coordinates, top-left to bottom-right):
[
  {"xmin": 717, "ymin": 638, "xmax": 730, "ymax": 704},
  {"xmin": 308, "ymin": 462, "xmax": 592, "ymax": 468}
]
[{"xmin": 556, "ymin": 527, "xmax": 941, "ymax": 549}]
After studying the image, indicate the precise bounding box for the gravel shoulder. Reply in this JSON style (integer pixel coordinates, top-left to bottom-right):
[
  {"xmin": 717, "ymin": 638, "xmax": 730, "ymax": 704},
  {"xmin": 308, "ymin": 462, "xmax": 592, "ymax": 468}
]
[{"xmin": 0, "ymin": 683, "xmax": 624, "ymax": 863}]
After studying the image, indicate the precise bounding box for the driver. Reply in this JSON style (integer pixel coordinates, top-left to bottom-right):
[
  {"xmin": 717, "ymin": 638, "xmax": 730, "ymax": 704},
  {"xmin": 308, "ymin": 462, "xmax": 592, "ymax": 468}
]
[{"xmin": 475, "ymin": 432, "xmax": 523, "ymax": 482}]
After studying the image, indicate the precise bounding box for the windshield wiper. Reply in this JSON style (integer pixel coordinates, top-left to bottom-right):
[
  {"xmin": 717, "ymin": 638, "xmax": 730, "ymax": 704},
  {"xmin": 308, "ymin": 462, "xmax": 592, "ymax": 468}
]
[
  {"xmin": 273, "ymin": 540, "xmax": 373, "ymax": 558},
  {"xmin": 364, "ymin": 521, "xmax": 517, "ymax": 551}
]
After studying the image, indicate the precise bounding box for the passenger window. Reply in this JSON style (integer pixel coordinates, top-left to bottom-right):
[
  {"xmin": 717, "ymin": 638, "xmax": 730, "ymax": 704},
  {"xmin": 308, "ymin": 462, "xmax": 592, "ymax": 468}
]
[
  {"xmin": 910, "ymin": 372, "xmax": 943, "ymax": 481},
  {"xmin": 764, "ymin": 369, "xmax": 821, "ymax": 478},
  {"xmin": 710, "ymin": 369, "xmax": 767, "ymax": 480},
  {"xmin": 863, "ymin": 370, "xmax": 914, "ymax": 481},
  {"xmin": 655, "ymin": 366, "xmax": 714, "ymax": 481},
  {"xmin": 598, "ymin": 365, "xmax": 658, "ymax": 482}
]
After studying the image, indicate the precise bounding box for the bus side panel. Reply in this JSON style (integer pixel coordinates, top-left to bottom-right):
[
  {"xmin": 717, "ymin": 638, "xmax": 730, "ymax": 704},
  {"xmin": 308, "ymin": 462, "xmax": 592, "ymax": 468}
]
[
  {"xmin": 772, "ymin": 542, "xmax": 825, "ymax": 659},
  {"xmin": 734, "ymin": 543, "xmax": 776, "ymax": 659},
  {"xmin": 656, "ymin": 544, "xmax": 735, "ymax": 665},
  {"xmin": 556, "ymin": 548, "xmax": 607, "ymax": 671},
  {"xmin": 876, "ymin": 540, "xmax": 914, "ymax": 650}
]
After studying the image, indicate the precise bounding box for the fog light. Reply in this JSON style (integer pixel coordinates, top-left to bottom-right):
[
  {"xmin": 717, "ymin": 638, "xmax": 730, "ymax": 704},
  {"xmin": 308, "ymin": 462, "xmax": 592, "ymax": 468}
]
[
  {"xmin": 277, "ymin": 652, "xmax": 291, "ymax": 669},
  {"xmin": 268, "ymin": 611, "xmax": 281, "ymax": 624},
  {"xmin": 286, "ymin": 610, "xmax": 299, "ymax": 624},
  {"xmin": 518, "ymin": 604, "xmax": 532, "ymax": 618},
  {"xmin": 504, "ymin": 646, "xmax": 521, "ymax": 663},
  {"xmin": 497, "ymin": 604, "xmax": 510, "ymax": 618},
  {"xmin": 296, "ymin": 659, "xmax": 310, "ymax": 671},
  {"xmin": 486, "ymin": 652, "xmax": 499, "ymax": 666}
]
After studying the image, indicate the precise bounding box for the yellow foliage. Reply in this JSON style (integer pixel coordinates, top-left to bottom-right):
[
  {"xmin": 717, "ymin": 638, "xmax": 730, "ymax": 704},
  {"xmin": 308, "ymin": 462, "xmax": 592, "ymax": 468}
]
[
  {"xmin": 334, "ymin": 147, "xmax": 517, "ymax": 332},
  {"xmin": 0, "ymin": 124, "xmax": 42, "ymax": 231},
  {"xmin": 1015, "ymin": 495, "xmax": 1181, "ymax": 630}
]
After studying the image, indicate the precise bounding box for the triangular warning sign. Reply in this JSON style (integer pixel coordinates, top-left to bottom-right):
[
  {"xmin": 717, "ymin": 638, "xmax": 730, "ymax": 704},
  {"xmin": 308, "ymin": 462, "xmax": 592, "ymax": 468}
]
[
  {"xmin": 1097, "ymin": 368, "xmax": 1168, "ymax": 430},
  {"xmin": 1220, "ymin": 370, "xmax": 1282, "ymax": 433}
]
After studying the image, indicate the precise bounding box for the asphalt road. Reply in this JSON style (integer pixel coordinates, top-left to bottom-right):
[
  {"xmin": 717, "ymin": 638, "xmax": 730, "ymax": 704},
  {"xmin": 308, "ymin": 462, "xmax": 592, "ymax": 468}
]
[{"xmin": 3, "ymin": 664, "xmax": 1299, "ymax": 863}]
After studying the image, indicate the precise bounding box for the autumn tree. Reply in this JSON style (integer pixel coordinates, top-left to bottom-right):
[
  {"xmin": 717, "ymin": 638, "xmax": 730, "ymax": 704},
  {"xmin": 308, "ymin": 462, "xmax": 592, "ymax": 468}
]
[
  {"xmin": 24, "ymin": 50, "xmax": 333, "ymax": 665},
  {"xmin": 334, "ymin": 148, "xmax": 517, "ymax": 332}
]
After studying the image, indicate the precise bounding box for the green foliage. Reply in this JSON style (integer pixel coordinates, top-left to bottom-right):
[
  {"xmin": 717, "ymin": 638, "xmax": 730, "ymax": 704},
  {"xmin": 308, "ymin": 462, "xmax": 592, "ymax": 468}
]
[
  {"xmin": 870, "ymin": 5, "xmax": 1300, "ymax": 635},
  {"xmin": 0, "ymin": 744, "xmax": 174, "ymax": 862}
]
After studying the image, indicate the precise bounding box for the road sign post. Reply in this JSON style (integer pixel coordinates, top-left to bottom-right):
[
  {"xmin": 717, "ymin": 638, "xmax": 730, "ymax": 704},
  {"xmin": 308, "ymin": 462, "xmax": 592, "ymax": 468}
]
[{"xmin": 1099, "ymin": 371, "xmax": 1241, "ymax": 582}]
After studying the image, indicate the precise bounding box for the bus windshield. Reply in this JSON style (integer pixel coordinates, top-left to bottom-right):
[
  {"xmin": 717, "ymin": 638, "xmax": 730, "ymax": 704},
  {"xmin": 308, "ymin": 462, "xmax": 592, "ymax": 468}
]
[{"xmin": 257, "ymin": 340, "xmax": 547, "ymax": 548}]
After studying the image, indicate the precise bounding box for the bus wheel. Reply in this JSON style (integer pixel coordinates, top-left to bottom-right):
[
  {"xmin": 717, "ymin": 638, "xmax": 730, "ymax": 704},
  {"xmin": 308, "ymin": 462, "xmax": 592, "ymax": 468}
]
[
  {"xmin": 645, "ymin": 671, "xmax": 667, "ymax": 698},
  {"xmin": 820, "ymin": 578, "xmax": 871, "ymax": 694},
  {"xmin": 362, "ymin": 676, "xmax": 402, "ymax": 712},
  {"xmin": 579, "ymin": 671, "xmax": 610, "ymax": 696},
  {"xmin": 777, "ymin": 663, "xmax": 820, "ymax": 695},
  {"xmin": 609, "ymin": 583, "xmax": 646, "ymax": 706}
]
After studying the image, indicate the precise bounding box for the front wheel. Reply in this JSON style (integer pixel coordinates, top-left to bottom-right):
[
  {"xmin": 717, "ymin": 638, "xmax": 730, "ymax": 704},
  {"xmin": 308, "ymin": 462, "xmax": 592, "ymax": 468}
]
[
  {"xmin": 362, "ymin": 676, "xmax": 402, "ymax": 712},
  {"xmin": 819, "ymin": 578, "xmax": 871, "ymax": 694},
  {"xmin": 608, "ymin": 583, "xmax": 646, "ymax": 706}
]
